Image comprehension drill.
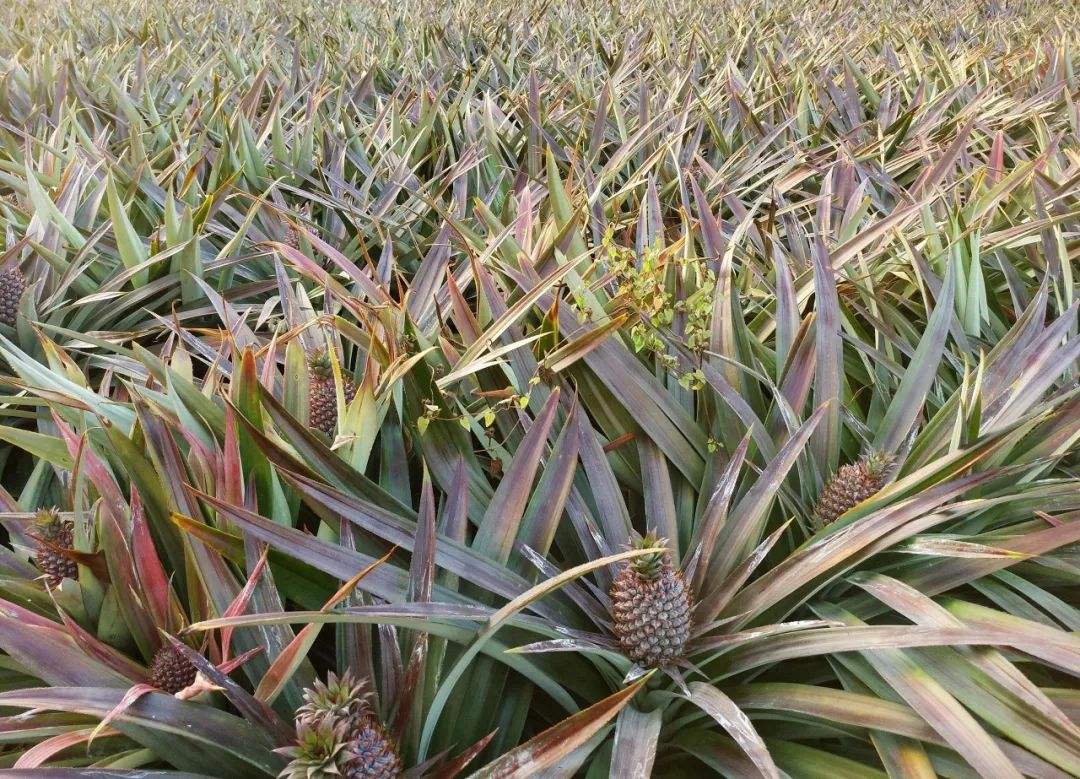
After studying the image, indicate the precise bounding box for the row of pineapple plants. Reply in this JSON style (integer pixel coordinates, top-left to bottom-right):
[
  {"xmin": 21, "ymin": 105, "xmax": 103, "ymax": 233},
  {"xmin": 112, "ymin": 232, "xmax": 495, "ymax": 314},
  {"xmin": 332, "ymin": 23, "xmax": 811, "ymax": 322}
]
[{"xmin": 0, "ymin": 0, "xmax": 1077, "ymax": 776}]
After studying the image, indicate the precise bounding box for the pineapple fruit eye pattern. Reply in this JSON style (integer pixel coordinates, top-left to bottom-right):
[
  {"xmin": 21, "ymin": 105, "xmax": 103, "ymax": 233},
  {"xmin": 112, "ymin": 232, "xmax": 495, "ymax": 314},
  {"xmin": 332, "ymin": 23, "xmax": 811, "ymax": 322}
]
[
  {"xmin": 0, "ymin": 0, "xmax": 1077, "ymax": 777},
  {"xmin": 609, "ymin": 534, "xmax": 692, "ymax": 668}
]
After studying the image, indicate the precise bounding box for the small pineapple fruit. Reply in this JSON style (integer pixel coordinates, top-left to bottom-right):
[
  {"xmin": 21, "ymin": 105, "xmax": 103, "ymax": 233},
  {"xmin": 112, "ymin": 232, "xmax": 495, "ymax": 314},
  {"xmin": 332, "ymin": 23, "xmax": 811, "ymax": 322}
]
[
  {"xmin": 150, "ymin": 644, "xmax": 198, "ymax": 694},
  {"xmin": 814, "ymin": 452, "xmax": 894, "ymax": 528},
  {"xmin": 0, "ymin": 267, "xmax": 25, "ymax": 326},
  {"xmin": 609, "ymin": 533, "xmax": 692, "ymax": 668},
  {"xmin": 282, "ymin": 221, "xmax": 301, "ymax": 250},
  {"xmin": 341, "ymin": 715, "xmax": 402, "ymax": 779},
  {"xmin": 297, "ymin": 671, "xmax": 371, "ymax": 727},
  {"xmin": 32, "ymin": 508, "xmax": 77, "ymax": 586},
  {"xmin": 308, "ymin": 350, "xmax": 356, "ymax": 436},
  {"xmin": 278, "ymin": 717, "xmax": 347, "ymax": 779}
]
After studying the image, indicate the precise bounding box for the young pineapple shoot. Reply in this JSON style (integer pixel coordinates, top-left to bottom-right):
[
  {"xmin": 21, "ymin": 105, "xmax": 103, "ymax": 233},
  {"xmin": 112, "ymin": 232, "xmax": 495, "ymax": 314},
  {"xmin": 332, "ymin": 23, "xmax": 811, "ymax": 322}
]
[
  {"xmin": 308, "ymin": 349, "xmax": 357, "ymax": 436},
  {"xmin": 814, "ymin": 451, "xmax": 894, "ymax": 528},
  {"xmin": 610, "ymin": 532, "xmax": 692, "ymax": 668},
  {"xmin": 32, "ymin": 508, "xmax": 77, "ymax": 586}
]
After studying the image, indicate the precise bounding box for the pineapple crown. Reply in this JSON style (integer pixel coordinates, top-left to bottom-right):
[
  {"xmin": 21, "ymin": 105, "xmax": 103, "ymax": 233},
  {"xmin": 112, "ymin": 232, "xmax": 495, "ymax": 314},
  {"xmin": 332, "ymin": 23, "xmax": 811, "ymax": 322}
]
[
  {"xmin": 308, "ymin": 349, "xmax": 335, "ymax": 381},
  {"xmin": 862, "ymin": 450, "xmax": 894, "ymax": 477},
  {"xmin": 276, "ymin": 716, "xmax": 347, "ymax": 779},
  {"xmin": 151, "ymin": 641, "xmax": 189, "ymax": 666},
  {"xmin": 32, "ymin": 508, "xmax": 67, "ymax": 542},
  {"xmin": 627, "ymin": 531, "xmax": 671, "ymax": 580},
  {"xmin": 298, "ymin": 671, "xmax": 372, "ymax": 728}
]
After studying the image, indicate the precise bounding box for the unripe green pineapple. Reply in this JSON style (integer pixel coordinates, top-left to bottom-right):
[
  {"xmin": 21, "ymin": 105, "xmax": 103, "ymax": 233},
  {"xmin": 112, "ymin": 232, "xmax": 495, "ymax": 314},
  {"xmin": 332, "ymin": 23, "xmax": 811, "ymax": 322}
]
[
  {"xmin": 0, "ymin": 267, "xmax": 25, "ymax": 327},
  {"xmin": 814, "ymin": 452, "xmax": 894, "ymax": 528},
  {"xmin": 609, "ymin": 533, "xmax": 692, "ymax": 668},
  {"xmin": 150, "ymin": 644, "xmax": 198, "ymax": 694},
  {"xmin": 277, "ymin": 717, "xmax": 347, "ymax": 779},
  {"xmin": 308, "ymin": 350, "xmax": 357, "ymax": 436},
  {"xmin": 32, "ymin": 508, "xmax": 77, "ymax": 586}
]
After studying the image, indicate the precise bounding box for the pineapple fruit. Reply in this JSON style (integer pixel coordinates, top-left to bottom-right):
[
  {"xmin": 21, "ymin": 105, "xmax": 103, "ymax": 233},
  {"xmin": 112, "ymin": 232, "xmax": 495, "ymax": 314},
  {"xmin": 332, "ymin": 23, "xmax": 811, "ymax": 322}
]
[
  {"xmin": 814, "ymin": 452, "xmax": 894, "ymax": 528},
  {"xmin": 609, "ymin": 533, "xmax": 691, "ymax": 668},
  {"xmin": 308, "ymin": 350, "xmax": 357, "ymax": 436},
  {"xmin": 341, "ymin": 717, "xmax": 402, "ymax": 779},
  {"xmin": 0, "ymin": 266, "xmax": 25, "ymax": 326},
  {"xmin": 32, "ymin": 508, "xmax": 77, "ymax": 586},
  {"xmin": 283, "ymin": 221, "xmax": 301, "ymax": 251},
  {"xmin": 281, "ymin": 672, "xmax": 402, "ymax": 779},
  {"xmin": 150, "ymin": 644, "xmax": 199, "ymax": 694},
  {"xmin": 280, "ymin": 206, "xmax": 310, "ymax": 251}
]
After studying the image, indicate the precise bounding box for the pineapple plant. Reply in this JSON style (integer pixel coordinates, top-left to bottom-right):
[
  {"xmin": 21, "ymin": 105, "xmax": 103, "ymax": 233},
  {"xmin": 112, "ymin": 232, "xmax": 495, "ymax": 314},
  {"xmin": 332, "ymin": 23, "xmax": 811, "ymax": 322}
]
[
  {"xmin": 31, "ymin": 508, "xmax": 77, "ymax": 586},
  {"xmin": 282, "ymin": 673, "xmax": 402, "ymax": 779},
  {"xmin": 609, "ymin": 532, "xmax": 692, "ymax": 667},
  {"xmin": 308, "ymin": 350, "xmax": 356, "ymax": 436},
  {"xmin": 813, "ymin": 451, "xmax": 894, "ymax": 528},
  {"xmin": 0, "ymin": 265, "xmax": 25, "ymax": 326},
  {"xmin": 0, "ymin": 0, "xmax": 1075, "ymax": 776}
]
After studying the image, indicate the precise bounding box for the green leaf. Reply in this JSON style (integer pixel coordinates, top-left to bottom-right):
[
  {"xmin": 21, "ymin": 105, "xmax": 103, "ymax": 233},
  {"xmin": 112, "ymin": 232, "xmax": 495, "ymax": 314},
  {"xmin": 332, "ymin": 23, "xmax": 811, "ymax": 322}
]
[
  {"xmin": 610, "ymin": 706, "xmax": 662, "ymax": 779},
  {"xmin": 687, "ymin": 682, "xmax": 780, "ymax": 779},
  {"xmin": 419, "ymin": 547, "xmax": 659, "ymax": 760},
  {"xmin": 468, "ymin": 675, "xmax": 649, "ymax": 779},
  {"xmin": 0, "ymin": 426, "xmax": 73, "ymax": 469},
  {"xmin": 873, "ymin": 257, "xmax": 956, "ymax": 453},
  {"xmin": 105, "ymin": 173, "xmax": 149, "ymax": 287},
  {"xmin": 0, "ymin": 687, "xmax": 281, "ymax": 777}
]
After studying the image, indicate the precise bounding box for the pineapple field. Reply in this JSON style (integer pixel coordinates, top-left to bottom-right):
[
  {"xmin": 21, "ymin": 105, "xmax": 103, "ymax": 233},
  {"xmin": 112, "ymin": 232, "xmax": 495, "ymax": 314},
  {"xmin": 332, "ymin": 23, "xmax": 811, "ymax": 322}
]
[{"xmin": 0, "ymin": 0, "xmax": 1078, "ymax": 775}]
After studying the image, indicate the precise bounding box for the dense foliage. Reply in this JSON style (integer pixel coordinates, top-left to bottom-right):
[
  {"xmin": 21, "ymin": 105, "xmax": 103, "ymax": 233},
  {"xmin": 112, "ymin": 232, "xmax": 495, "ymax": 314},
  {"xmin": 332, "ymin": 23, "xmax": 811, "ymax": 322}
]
[{"xmin": 0, "ymin": 0, "xmax": 1077, "ymax": 775}]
